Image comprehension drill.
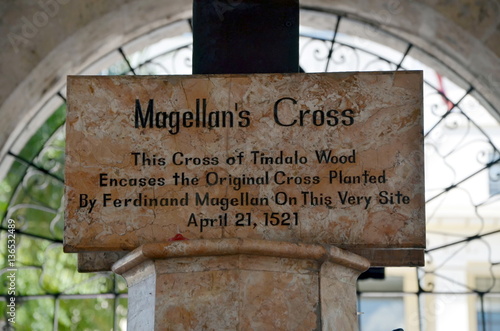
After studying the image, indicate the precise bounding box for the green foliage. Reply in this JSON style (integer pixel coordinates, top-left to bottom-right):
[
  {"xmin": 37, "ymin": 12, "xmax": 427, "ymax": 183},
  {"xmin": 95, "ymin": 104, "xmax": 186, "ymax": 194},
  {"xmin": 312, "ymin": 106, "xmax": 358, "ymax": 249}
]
[
  {"xmin": 0, "ymin": 160, "xmax": 28, "ymax": 221},
  {"xmin": 0, "ymin": 102, "xmax": 66, "ymax": 221},
  {"xmin": 57, "ymin": 298, "xmax": 114, "ymax": 331},
  {"xmin": 0, "ymin": 100, "xmax": 127, "ymax": 329},
  {"xmin": 15, "ymin": 298, "xmax": 55, "ymax": 331}
]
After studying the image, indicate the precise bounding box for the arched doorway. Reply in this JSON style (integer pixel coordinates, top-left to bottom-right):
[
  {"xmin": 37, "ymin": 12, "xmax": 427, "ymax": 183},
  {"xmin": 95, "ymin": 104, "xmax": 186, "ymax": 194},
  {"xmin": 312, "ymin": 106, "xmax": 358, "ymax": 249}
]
[{"xmin": 1, "ymin": 3, "xmax": 499, "ymax": 330}]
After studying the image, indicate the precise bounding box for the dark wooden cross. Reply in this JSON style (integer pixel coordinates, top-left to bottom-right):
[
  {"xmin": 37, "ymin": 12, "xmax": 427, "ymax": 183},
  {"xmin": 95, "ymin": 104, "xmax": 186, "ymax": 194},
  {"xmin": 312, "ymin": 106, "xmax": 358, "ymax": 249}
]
[{"xmin": 192, "ymin": 0, "xmax": 299, "ymax": 74}]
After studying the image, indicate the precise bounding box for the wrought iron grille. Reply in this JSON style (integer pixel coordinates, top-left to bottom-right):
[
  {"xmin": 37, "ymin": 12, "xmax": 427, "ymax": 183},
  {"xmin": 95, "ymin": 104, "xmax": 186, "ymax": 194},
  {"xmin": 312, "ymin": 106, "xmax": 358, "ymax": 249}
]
[{"xmin": 1, "ymin": 10, "xmax": 499, "ymax": 331}]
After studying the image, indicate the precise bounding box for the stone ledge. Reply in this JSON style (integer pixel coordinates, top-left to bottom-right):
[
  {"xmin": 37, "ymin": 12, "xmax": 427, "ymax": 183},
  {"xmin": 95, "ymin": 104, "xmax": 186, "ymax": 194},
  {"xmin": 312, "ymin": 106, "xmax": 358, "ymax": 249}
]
[{"xmin": 112, "ymin": 238, "xmax": 370, "ymax": 275}]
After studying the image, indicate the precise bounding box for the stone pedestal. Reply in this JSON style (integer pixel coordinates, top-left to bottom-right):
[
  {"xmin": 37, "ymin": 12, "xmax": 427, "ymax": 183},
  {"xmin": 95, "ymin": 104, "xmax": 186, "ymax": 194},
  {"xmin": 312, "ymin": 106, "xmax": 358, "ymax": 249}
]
[{"xmin": 112, "ymin": 239, "xmax": 370, "ymax": 331}]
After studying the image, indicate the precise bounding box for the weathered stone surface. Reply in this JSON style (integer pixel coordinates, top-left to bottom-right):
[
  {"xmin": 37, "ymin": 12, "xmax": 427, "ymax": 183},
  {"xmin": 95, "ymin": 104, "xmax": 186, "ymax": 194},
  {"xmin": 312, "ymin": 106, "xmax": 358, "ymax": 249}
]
[
  {"xmin": 112, "ymin": 239, "xmax": 370, "ymax": 330},
  {"xmin": 77, "ymin": 251, "xmax": 128, "ymax": 272},
  {"xmin": 65, "ymin": 72, "xmax": 425, "ymax": 263}
]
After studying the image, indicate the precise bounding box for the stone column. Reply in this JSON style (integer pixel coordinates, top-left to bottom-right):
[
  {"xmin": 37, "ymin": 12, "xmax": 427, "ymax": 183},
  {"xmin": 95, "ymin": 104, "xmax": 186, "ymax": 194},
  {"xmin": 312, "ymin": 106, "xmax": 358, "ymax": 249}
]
[
  {"xmin": 111, "ymin": 5, "xmax": 370, "ymax": 330},
  {"xmin": 112, "ymin": 239, "xmax": 370, "ymax": 330}
]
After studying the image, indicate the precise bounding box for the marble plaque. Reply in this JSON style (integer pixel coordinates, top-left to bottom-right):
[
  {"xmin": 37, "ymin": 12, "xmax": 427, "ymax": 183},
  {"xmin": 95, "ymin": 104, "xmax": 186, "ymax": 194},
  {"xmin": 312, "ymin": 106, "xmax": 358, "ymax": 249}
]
[{"xmin": 64, "ymin": 72, "xmax": 425, "ymax": 254}]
